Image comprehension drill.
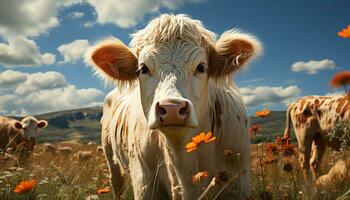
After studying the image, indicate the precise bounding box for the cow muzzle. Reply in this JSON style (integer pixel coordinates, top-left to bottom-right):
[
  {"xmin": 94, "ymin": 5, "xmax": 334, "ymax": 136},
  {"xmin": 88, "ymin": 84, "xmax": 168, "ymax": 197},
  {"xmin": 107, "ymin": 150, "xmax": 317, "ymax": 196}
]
[{"xmin": 149, "ymin": 98, "xmax": 198, "ymax": 129}]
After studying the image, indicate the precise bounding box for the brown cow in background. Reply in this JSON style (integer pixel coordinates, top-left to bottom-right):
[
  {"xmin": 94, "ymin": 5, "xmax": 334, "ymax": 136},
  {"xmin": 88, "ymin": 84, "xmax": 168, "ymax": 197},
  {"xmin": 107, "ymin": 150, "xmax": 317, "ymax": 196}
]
[
  {"xmin": 0, "ymin": 116, "xmax": 48, "ymax": 161},
  {"xmin": 284, "ymin": 95, "xmax": 349, "ymax": 180}
]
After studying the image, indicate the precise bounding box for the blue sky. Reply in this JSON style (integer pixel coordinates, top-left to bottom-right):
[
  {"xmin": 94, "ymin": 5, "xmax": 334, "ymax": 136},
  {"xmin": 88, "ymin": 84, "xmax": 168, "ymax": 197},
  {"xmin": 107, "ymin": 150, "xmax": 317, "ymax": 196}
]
[{"xmin": 0, "ymin": 0, "xmax": 349, "ymax": 115}]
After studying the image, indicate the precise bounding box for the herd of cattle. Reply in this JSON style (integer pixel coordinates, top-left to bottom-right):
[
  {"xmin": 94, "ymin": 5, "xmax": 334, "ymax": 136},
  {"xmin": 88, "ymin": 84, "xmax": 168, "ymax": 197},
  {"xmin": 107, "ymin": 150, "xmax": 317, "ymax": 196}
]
[{"xmin": 0, "ymin": 14, "xmax": 349, "ymax": 199}]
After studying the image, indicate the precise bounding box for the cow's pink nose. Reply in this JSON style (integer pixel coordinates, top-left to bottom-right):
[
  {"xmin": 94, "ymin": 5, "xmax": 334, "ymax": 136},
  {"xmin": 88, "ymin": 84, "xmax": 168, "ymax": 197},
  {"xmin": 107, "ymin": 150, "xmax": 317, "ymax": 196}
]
[{"xmin": 156, "ymin": 99, "xmax": 190, "ymax": 125}]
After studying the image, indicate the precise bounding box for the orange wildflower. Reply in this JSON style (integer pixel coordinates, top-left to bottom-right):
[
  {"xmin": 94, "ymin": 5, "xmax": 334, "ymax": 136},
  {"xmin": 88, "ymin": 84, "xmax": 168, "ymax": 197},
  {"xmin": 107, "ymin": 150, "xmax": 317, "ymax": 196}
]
[
  {"xmin": 338, "ymin": 25, "xmax": 350, "ymax": 39},
  {"xmin": 185, "ymin": 132, "xmax": 216, "ymax": 152},
  {"xmin": 275, "ymin": 136, "xmax": 291, "ymax": 147},
  {"xmin": 281, "ymin": 143, "xmax": 294, "ymax": 156},
  {"xmin": 330, "ymin": 71, "xmax": 350, "ymax": 89},
  {"xmin": 248, "ymin": 123, "xmax": 262, "ymax": 136},
  {"xmin": 255, "ymin": 109, "xmax": 271, "ymax": 118},
  {"xmin": 263, "ymin": 154, "xmax": 278, "ymax": 165},
  {"xmin": 97, "ymin": 187, "xmax": 110, "ymax": 195},
  {"xmin": 13, "ymin": 179, "xmax": 37, "ymax": 193},
  {"xmin": 192, "ymin": 171, "xmax": 209, "ymax": 184},
  {"xmin": 275, "ymin": 136, "xmax": 294, "ymax": 156},
  {"xmin": 265, "ymin": 143, "xmax": 279, "ymax": 155}
]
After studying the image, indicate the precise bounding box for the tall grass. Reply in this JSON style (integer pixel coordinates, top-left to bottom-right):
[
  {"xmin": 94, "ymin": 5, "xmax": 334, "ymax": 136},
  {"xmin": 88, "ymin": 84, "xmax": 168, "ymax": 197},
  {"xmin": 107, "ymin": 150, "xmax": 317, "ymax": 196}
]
[{"xmin": 0, "ymin": 142, "xmax": 349, "ymax": 199}]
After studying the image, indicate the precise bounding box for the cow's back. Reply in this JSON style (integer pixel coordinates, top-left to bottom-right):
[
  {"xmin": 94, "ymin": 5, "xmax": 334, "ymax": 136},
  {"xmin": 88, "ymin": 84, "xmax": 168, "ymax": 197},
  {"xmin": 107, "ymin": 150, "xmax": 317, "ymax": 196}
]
[{"xmin": 289, "ymin": 95, "xmax": 350, "ymax": 133}]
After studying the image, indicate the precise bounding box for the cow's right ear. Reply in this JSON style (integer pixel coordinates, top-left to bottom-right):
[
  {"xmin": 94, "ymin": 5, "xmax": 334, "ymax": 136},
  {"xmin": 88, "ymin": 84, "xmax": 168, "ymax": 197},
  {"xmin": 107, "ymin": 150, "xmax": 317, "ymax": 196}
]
[
  {"xmin": 37, "ymin": 120, "xmax": 48, "ymax": 129},
  {"xmin": 209, "ymin": 30, "xmax": 262, "ymax": 78},
  {"xmin": 85, "ymin": 38, "xmax": 138, "ymax": 81},
  {"xmin": 14, "ymin": 122, "xmax": 23, "ymax": 129}
]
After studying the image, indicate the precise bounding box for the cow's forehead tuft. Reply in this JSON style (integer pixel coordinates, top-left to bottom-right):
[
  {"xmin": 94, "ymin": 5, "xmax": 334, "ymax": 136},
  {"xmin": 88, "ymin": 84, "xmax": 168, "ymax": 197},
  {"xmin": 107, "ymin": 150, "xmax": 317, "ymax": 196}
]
[
  {"xmin": 130, "ymin": 14, "xmax": 216, "ymax": 56},
  {"xmin": 22, "ymin": 116, "xmax": 38, "ymax": 124}
]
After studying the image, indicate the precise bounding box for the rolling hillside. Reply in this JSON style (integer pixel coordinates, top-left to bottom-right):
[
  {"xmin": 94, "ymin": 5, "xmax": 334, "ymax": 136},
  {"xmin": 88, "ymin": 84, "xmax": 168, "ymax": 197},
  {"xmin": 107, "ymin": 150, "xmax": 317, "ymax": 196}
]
[
  {"xmin": 250, "ymin": 111, "xmax": 296, "ymax": 143},
  {"xmin": 9, "ymin": 107, "xmax": 103, "ymax": 143},
  {"xmin": 9, "ymin": 108, "xmax": 291, "ymax": 144}
]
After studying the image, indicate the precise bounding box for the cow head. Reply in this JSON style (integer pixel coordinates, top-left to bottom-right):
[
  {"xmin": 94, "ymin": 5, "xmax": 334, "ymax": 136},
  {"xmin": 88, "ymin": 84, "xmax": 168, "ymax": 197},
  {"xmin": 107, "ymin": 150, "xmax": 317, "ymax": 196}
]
[
  {"xmin": 86, "ymin": 14, "xmax": 261, "ymax": 134},
  {"xmin": 13, "ymin": 116, "xmax": 48, "ymax": 139}
]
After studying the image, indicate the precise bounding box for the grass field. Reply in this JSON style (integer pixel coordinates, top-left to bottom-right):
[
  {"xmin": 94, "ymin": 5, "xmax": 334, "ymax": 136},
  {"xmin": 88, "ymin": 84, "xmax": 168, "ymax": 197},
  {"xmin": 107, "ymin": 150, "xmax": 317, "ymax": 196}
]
[{"xmin": 0, "ymin": 141, "xmax": 349, "ymax": 200}]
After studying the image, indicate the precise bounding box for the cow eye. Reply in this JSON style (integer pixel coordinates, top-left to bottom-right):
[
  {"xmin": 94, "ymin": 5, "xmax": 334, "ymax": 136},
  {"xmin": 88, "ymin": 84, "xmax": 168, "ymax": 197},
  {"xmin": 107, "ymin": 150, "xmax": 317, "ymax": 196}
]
[
  {"xmin": 138, "ymin": 64, "xmax": 149, "ymax": 75},
  {"xmin": 196, "ymin": 63, "xmax": 206, "ymax": 73}
]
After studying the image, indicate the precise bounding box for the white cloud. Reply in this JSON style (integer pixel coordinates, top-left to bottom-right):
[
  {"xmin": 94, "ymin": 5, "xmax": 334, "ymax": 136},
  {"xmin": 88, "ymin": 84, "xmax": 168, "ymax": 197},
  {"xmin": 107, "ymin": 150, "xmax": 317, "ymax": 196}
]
[
  {"xmin": 83, "ymin": 21, "xmax": 95, "ymax": 28},
  {"xmin": 0, "ymin": 70, "xmax": 28, "ymax": 88},
  {"xmin": 239, "ymin": 78, "xmax": 265, "ymax": 84},
  {"xmin": 0, "ymin": 70, "xmax": 104, "ymax": 115},
  {"xmin": 86, "ymin": 0, "xmax": 205, "ymax": 28},
  {"xmin": 0, "ymin": 36, "xmax": 55, "ymax": 67},
  {"xmin": 291, "ymin": 59, "xmax": 335, "ymax": 74},
  {"xmin": 61, "ymin": 0, "xmax": 83, "ymax": 7},
  {"xmin": 240, "ymin": 85, "xmax": 301, "ymax": 107},
  {"xmin": 20, "ymin": 85, "xmax": 104, "ymax": 114},
  {"xmin": 0, "ymin": 0, "xmax": 81, "ymax": 38},
  {"xmin": 15, "ymin": 71, "xmax": 67, "ymax": 95},
  {"xmin": 57, "ymin": 39, "xmax": 90, "ymax": 63},
  {"xmin": 69, "ymin": 12, "xmax": 84, "ymax": 19},
  {"xmin": 0, "ymin": 94, "xmax": 19, "ymax": 115}
]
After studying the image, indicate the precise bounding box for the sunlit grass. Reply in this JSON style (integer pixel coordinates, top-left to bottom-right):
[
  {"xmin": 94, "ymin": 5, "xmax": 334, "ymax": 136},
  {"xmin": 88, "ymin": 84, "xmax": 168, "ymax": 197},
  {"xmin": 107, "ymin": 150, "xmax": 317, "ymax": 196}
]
[{"xmin": 0, "ymin": 141, "xmax": 348, "ymax": 199}]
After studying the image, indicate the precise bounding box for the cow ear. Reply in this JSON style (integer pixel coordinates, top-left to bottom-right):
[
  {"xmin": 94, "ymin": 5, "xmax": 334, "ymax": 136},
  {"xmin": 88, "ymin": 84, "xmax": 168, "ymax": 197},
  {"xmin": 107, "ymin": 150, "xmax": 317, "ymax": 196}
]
[
  {"xmin": 14, "ymin": 122, "xmax": 23, "ymax": 129},
  {"xmin": 209, "ymin": 30, "xmax": 262, "ymax": 78},
  {"xmin": 37, "ymin": 120, "xmax": 48, "ymax": 129},
  {"xmin": 85, "ymin": 38, "xmax": 138, "ymax": 82}
]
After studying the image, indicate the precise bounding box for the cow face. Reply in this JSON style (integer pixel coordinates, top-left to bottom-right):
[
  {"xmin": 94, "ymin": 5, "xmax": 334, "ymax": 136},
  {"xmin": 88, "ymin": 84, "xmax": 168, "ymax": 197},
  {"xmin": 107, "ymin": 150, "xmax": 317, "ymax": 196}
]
[
  {"xmin": 87, "ymin": 17, "xmax": 261, "ymax": 133},
  {"xmin": 14, "ymin": 116, "xmax": 48, "ymax": 139}
]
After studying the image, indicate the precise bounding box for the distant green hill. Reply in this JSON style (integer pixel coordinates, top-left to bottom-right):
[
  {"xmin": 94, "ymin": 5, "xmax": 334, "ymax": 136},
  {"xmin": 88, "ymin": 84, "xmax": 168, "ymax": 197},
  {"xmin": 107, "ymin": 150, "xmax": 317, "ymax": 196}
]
[
  {"xmin": 9, "ymin": 107, "xmax": 102, "ymax": 143},
  {"xmin": 250, "ymin": 111, "xmax": 296, "ymax": 143},
  {"xmin": 8, "ymin": 108, "xmax": 292, "ymax": 144}
]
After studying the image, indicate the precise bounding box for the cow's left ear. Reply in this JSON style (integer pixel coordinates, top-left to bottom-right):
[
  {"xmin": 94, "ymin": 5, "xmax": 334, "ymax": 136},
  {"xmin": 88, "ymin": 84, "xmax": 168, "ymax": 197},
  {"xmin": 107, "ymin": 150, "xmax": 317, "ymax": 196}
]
[
  {"xmin": 37, "ymin": 120, "xmax": 48, "ymax": 129},
  {"xmin": 14, "ymin": 122, "xmax": 23, "ymax": 129},
  {"xmin": 85, "ymin": 38, "xmax": 138, "ymax": 83},
  {"xmin": 209, "ymin": 30, "xmax": 262, "ymax": 78}
]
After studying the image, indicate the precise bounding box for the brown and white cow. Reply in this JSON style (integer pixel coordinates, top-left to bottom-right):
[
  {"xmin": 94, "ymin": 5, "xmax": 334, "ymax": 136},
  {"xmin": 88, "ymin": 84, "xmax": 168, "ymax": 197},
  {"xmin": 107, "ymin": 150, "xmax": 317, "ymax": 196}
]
[
  {"xmin": 86, "ymin": 14, "xmax": 262, "ymax": 199},
  {"xmin": 0, "ymin": 116, "xmax": 48, "ymax": 151},
  {"xmin": 0, "ymin": 116, "xmax": 48, "ymax": 164},
  {"xmin": 284, "ymin": 95, "xmax": 349, "ymax": 179}
]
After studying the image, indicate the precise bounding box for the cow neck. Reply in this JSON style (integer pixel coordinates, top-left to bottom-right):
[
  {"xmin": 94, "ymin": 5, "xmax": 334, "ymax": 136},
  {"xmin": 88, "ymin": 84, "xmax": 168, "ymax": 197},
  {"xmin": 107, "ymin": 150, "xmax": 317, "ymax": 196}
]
[{"xmin": 160, "ymin": 130, "xmax": 196, "ymax": 200}]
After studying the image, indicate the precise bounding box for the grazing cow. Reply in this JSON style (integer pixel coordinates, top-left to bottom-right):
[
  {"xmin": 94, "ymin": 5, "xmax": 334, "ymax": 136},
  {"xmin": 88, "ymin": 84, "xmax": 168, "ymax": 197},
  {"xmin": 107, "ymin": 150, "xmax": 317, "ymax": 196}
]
[
  {"xmin": 86, "ymin": 14, "xmax": 261, "ymax": 199},
  {"xmin": 58, "ymin": 146, "xmax": 73, "ymax": 156},
  {"xmin": 43, "ymin": 143, "xmax": 57, "ymax": 156},
  {"xmin": 76, "ymin": 151, "xmax": 93, "ymax": 162},
  {"xmin": 284, "ymin": 95, "xmax": 349, "ymax": 179},
  {"xmin": 96, "ymin": 145, "xmax": 103, "ymax": 154},
  {"xmin": 0, "ymin": 116, "xmax": 48, "ymax": 151}
]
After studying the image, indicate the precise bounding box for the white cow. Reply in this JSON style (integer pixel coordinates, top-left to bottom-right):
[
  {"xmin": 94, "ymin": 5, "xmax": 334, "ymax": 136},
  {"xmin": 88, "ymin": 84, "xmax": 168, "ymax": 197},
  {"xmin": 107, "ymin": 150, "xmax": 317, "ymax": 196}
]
[{"xmin": 86, "ymin": 14, "xmax": 262, "ymax": 199}]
